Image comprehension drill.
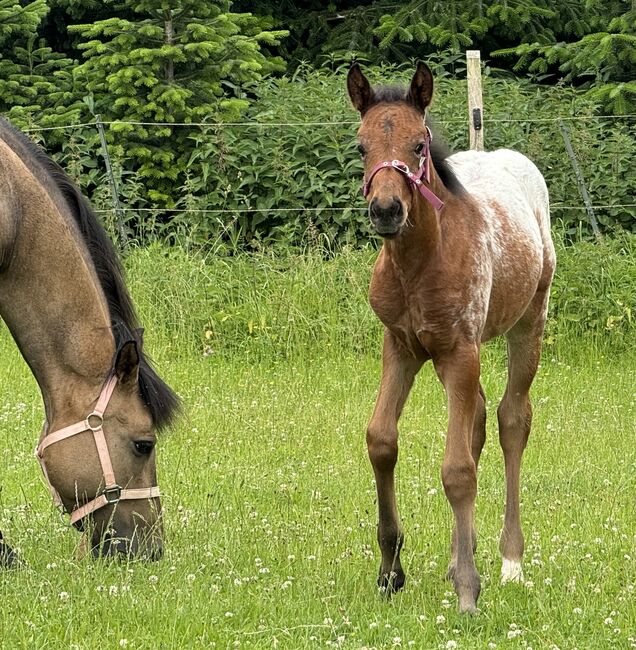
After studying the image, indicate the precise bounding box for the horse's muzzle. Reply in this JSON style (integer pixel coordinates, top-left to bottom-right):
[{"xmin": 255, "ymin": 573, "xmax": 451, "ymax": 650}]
[
  {"xmin": 90, "ymin": 519, "xmax": 164, "ymax": 560},
  {"xmin": 369, "ymin": 196, "xmax": 405, "ymax": 236}
]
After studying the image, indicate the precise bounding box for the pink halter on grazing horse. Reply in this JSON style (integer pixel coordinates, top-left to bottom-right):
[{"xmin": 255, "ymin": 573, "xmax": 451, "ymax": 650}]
[{"xmin": 348, "ymin": 62, "xmax": 555, "ymax": 613}]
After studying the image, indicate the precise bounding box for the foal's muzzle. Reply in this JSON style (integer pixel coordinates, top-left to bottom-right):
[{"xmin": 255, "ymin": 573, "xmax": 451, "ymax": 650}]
[{"xmin": 369, "ymin": 196, "xmax": 405, "ymax": 236}]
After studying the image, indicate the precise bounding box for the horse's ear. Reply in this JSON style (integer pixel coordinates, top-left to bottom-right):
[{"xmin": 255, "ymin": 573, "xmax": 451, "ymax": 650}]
[
  {"xmin": 347, "ymin": 63, "xmax": 373, "ymax": 115},
  {"xmin": 408, "ymin": 61, "xmax": 434, "ymax": 114},
  {"xmin": 115, "ymin": 340, "xmax": 140, "ymax": 387}
]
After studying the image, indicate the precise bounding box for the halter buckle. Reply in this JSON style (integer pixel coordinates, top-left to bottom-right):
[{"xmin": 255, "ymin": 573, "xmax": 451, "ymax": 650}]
[
  {"xmin": 102, "ymin": 485, "xmax": 122, "ymax": 504},
  {"xmin": 391, "ymin": 160, "xmax": 410, "ymax": 173}
]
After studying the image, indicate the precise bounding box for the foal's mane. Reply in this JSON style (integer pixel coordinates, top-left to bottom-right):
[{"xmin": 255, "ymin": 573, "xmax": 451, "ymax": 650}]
[
  {"xmin": 367, "ymin": 85, "xmax": 465, "ymax": 197},
  {"xmin": 0, "ymin": 118, "xmax": 180, "ymax": 430}
]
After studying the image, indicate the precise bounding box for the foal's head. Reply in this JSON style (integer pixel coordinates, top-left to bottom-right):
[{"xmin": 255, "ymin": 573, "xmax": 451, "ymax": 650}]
[{"xmin": 347, "ymin": 62, "xmax": 436, "ymax": 238}]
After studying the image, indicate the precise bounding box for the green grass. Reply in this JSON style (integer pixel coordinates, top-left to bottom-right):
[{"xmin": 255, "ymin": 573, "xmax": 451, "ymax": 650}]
[{"xmin": 1, "ymin": 244, "xmax": 635, "ymax": 649}]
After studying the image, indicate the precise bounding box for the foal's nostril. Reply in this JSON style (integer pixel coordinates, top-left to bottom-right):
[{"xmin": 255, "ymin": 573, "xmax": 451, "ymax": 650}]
[{"xmin": 389, "ymin": 197, "xmax": 403, "ymax": 218}]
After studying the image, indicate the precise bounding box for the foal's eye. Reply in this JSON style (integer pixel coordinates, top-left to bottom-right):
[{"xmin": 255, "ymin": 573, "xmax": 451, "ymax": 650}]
[
  {"xmin": 357, "ymin": 144, "xmax": 366, "ymax": 157},
  {"xmin": 133, "ymin": 440, "xmax": 155, "ymax": 456},
  {"xmin": 414, "ymin": 142, "xmax": 425, "ymax": 155}
]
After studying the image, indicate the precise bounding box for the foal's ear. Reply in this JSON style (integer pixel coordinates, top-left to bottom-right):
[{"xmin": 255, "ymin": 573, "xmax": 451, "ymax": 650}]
[
  {"xmin": 347, "ymin": 63, "xmax": 373, "ymax": 114},
  {"xmin": 115, "ymin": 340, "xmax": 140, "ymax": 387},
  {"xmin": 408, "ymin": 61, "xmax": 434, "ymax": 114}
]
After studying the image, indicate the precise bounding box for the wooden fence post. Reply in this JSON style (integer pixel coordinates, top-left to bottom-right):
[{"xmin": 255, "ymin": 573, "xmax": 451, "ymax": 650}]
[{"xmin": 466, "ymin": 50, "xmax": 484, "ymax": 151}]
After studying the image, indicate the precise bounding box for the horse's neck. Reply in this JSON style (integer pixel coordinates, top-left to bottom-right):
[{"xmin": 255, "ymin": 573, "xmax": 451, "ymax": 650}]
[{"xmin": 0, "ymin": 143, "xmax": 115, "ymax": 420}]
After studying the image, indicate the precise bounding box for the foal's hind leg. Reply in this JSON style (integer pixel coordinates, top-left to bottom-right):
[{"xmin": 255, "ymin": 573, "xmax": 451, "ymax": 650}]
[
  {"xmin": 447, "ymin": 382, "xmax": 486, "ymax": 581},
  {"xmin": 498, "ymin": 289, "xmax": 549, "ymax": 584},
  {"xmin": 367, "ymin": 331, "xmax": 424, "ymax": 593}
]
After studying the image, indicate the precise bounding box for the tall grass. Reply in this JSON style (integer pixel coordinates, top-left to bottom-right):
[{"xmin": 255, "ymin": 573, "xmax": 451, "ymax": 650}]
[{"xmin": 125, "ymin": 231, "xmax": 636, "ymax": 362}]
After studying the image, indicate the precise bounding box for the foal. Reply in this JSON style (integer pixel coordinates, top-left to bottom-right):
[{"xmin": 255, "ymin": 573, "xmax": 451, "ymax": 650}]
[{"xmin": 348, "ymin": 62, "xmax": 555, "ymax": 612}]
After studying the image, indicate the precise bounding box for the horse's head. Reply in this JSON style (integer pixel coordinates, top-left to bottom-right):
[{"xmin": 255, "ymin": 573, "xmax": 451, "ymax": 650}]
[
  {"xmin": 348, "ymin": 62, "xmax": 436, "ymax": 238},
  {"xmin": 39, "ymin": 339, "xmax": 165, "ymax": 560}
]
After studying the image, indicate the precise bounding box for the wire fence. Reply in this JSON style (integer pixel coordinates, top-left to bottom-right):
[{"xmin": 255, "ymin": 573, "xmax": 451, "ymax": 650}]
[
  {"xmin": 24, "ymin": 112, "xmax": 636, "ymax": 242},
  {"xmin": 21, "ymin": 114, "xmax": 636, "ymax": 132}
]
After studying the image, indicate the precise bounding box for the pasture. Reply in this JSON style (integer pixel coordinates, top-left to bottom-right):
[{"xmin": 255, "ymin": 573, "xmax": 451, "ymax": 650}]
[{"xmin": 0, "ymin": 245, "xmax": 634, "ymax": 649}]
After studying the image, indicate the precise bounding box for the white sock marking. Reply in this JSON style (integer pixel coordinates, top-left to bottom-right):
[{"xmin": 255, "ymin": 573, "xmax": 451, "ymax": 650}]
[{"xmin": 501, "ymin": 558, "xmax": 524, "ymax": 584}]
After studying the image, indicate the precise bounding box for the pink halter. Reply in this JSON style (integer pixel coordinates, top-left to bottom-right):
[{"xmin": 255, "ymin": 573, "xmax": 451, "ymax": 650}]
[
  {"xmin": 362, "ymin": 126, "xmax": 444, "ymax": 211},
  {"xmin": 35, "ymin": 374, "xmax": 160, "ymax": 525}
]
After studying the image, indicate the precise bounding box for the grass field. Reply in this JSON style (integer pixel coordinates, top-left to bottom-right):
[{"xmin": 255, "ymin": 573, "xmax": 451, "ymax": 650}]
[{"xmin": 1, "ymin": 245, "xmax": 635, "ymax": 649}]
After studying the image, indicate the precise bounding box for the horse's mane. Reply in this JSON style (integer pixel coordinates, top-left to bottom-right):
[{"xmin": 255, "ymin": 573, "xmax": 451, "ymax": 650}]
[
  {"xmin": 0, "ymin": 118, "xmax": 180, "ymax": 430},
  {"xmin": 368, "ymin": 85, "xmax": 466, "ymax": 197}
]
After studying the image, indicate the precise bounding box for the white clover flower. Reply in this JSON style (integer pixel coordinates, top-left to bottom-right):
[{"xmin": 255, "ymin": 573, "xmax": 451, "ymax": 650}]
[
  {"xmin": 59, "ymin": 592, "xmax": 70, "ymax": 602},
  {"xmin": 436, "ymin": 614, "xmax": 446, "ymax": 625}
]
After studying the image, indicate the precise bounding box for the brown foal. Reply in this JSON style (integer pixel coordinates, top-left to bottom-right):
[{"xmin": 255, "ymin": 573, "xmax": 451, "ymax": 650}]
[{"xmin": 348, "ymin": 62, "xmax": 555, "ymax": 612}]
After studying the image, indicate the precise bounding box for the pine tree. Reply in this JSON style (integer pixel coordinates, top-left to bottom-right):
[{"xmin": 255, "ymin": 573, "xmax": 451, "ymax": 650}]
[
  {"xmin": 494, "ymin": 1, "xmax": 636, "ymax": 114},
  {"xmin": 69, "ymin": 0, "xmax": 288, "ymax": 205},
  {"xmin": 0, "ymin": 0, "xmax": 81, "ymax": 128}
]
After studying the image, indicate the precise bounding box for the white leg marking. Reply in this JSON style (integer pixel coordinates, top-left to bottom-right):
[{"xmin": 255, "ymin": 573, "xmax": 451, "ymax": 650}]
[{"xmin": 501, "ymin": 557, "xmax": 524, "ymax": 584}]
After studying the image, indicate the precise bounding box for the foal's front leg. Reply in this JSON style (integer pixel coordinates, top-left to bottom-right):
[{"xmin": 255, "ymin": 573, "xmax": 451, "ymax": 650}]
[
  {"xmin": 367, "ymin": 331, "xmax": 423, "ymax": 593},
  {"xmin": 435, "ymin": 343, "xmax": 481, "ymax": 613}
]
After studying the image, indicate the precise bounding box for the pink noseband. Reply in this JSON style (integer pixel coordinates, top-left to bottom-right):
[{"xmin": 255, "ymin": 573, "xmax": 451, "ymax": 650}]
[
  {"xmin": 35, "ymin": 374, "xmax": 160, "ymax": 525},
  {"xmin": 362, "ymin": 126, "xmax": 444, "ymax": 211}
]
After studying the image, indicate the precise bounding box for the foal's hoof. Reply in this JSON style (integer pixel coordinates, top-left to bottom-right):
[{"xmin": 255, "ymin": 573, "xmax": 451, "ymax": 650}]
[
  {"xmin": 456, "ymin": 577, "xmax": 481, "ymax": 614},
  {"xmin": 458, "ymin": 598, "xmax": 479, "ymax": 615},
  {"xmin": 378, "ymin": 568, "xmax": 406, "ymax": 595}
]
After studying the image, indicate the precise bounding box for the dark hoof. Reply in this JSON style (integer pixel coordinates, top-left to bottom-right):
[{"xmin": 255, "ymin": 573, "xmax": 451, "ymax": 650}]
[
  {"xmin": 0, "ymin": 538, "xmax": 21, "ymax": 569},
  {"xmin": 377, "ymin": 568, "xmax": 406, "ymax": 595}
]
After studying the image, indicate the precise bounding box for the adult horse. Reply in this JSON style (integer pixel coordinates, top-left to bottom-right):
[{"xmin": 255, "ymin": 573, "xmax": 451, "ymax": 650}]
[
  {"xmin": 347, "ymin": 62, "xmax": 555, "ymax": 613},
  {"xmin": 0, "ymin": 118, "xmax": 179, "ymax": 564}
]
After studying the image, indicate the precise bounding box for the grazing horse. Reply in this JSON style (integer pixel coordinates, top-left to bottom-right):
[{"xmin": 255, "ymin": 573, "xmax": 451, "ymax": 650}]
[
  {"xmin": 347, "ymin": 63, "xmax": 555, "ymax": 612},
  {"xmin": 0, "ymin": 118, "xmax": 179, "ymax": 564}
]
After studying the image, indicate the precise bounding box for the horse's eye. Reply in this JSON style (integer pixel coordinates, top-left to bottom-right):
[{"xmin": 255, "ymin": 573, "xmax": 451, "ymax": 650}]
[
  {"xmin": 414, "ymin": 142, "xmax": 425, "ymax": 155},
  {"xmin": 134, "ymin": 440, "xmax": 155, "ymax": 456},
  {"xmin": 357, "ymin": 144, "xmax": 366, "ymax": 157}
]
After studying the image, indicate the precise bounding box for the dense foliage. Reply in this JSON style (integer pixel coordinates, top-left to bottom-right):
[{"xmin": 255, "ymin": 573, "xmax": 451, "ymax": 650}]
[
  {"xmin": 0, "ymin": 2, "xmax": 634, "ymax": 245},
  {"xmin": 234, "ymin": 1, "xmax": 636, "ymax": 113},
  {"xmin": 47, "ymin": 65, "xmax": 636, "ymax": 248}
]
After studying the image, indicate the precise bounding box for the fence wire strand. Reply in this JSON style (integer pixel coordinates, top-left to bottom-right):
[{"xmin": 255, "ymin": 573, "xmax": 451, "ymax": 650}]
[
  {"xmin": 21, "ymin": 114, "xmax": 636, "ymax": 132},
  {"xmin": 93, "ymin": 203, "xmax": 636, "ymax": 215}
]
